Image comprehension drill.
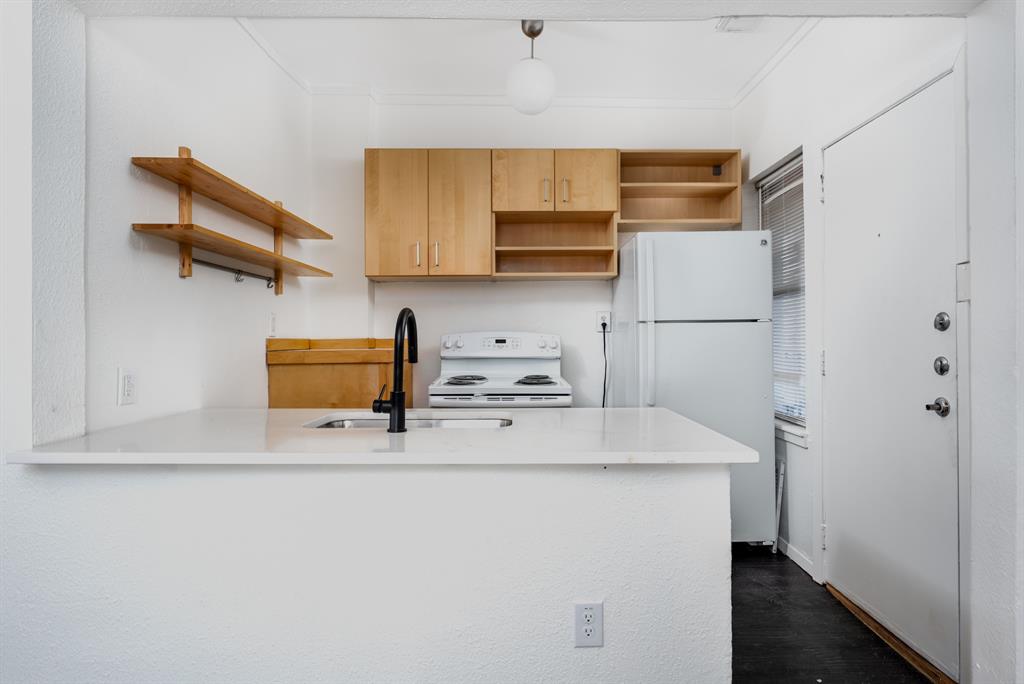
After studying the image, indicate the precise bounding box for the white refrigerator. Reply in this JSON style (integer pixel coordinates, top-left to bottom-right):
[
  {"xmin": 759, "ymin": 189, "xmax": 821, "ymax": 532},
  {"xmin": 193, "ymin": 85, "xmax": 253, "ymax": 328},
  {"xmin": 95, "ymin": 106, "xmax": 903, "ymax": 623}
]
[{"xmin": 612, "ymin": 231, "xmax": 775, "ymax": 543}]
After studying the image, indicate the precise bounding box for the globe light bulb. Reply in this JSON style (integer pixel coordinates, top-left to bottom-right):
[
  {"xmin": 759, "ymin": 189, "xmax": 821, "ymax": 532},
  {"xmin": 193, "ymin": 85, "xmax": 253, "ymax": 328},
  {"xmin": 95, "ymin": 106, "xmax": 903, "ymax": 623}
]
[{"xmin": 506, "ymin": 57, "xmax": 556, "ymax": 115}]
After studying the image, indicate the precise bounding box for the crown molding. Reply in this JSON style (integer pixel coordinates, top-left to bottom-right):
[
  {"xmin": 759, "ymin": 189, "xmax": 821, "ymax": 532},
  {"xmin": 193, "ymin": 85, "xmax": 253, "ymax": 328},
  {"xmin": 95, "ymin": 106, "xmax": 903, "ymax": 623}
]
[{"xmin": 730, "ymin": 18, "xmax": 820, "ymax": 109}]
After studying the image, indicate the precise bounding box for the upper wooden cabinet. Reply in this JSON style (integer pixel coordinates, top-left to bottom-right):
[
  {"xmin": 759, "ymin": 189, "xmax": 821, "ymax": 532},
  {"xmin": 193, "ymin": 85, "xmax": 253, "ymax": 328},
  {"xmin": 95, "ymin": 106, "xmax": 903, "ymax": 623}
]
[
  {"xmin": 492, "ymin": 149, "xmax": 619, "ymax": 213},
  {"xmin": 492, "ymin": 149, "xmax": 555, "ymax": 212},
  {"xmin": 555, "ymin": 149, "xmax": 619, "ymax": 212},
  {"xmin": 364, "ymin": 149, "xmax": 428, "ymax": 277},
  {"xmin": 428, "ymin": 149, "xmax": 492, "ymax": 276}
]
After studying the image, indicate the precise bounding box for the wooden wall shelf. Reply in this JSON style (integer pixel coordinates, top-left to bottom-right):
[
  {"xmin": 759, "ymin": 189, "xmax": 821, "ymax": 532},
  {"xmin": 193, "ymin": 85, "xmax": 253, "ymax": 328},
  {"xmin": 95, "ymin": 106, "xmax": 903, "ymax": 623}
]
[
  {"xmin": 132, "ymin": 224, "xmax": 331, "ymax": 277},
  {"xmin": 619, "ymin": 150, "xmax": 742, "ymax": 231},
  {"xmin": 132, "ymin": 155, "xmax": 331, "ymax": 240},
  {"xmin": 493, "ymin": 210, "xmax": 617, "ymax": 279},
  {"xmin": 132, "ymin": 147, "xmax": 333, "ymax": 294}
]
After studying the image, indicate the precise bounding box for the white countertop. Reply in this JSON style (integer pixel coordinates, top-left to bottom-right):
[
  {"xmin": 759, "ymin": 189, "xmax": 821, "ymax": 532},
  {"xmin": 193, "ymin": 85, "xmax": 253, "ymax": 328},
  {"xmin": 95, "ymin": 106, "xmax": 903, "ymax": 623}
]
[{"xmin": 7, "ymin": 407, "xmax": 758, "ymax": 465}]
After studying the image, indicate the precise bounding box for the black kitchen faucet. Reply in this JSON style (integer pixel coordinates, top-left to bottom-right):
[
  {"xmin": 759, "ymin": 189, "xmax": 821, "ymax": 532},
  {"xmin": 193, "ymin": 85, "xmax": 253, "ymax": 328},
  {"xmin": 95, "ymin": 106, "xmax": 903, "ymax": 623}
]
[{"xmin": 372, "ymin": 307, "xmax": 418, "ymax": 432}]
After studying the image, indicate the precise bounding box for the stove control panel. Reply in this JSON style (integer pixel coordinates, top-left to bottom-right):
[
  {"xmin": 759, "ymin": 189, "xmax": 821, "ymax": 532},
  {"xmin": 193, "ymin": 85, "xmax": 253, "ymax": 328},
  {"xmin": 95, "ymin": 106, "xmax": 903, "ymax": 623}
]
[{"xmin": 439, "ymin": 332, "xmax": 562, "ymax": 359}]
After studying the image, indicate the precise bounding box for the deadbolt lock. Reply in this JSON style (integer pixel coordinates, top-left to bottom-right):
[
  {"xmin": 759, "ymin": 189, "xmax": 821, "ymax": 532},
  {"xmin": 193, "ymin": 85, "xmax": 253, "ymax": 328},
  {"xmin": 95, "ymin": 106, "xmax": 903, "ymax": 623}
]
[
  {"xmin": 933, "ymin": 356, "xmax": 950, "ymax": 376},
  {"xmin": 925, "ymin": 397, "xmax": 951, "ymax": 417},
  {"xmin": 934, "ymin": 312, "xmax": 951, "ymax": 331}
]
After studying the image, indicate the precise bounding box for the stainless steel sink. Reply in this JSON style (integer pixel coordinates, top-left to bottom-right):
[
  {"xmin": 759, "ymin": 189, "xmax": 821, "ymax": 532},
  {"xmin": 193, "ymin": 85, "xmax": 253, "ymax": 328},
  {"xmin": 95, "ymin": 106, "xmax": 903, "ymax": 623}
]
[{"xmin": 307, "ymin": 416, "xmax": 512, "ymax": 429}]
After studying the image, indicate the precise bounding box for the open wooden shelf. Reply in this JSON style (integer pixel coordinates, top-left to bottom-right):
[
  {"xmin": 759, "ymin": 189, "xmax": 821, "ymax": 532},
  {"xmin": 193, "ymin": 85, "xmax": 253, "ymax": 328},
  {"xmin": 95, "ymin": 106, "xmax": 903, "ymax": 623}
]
[
  {"xmin": 132, "ymin": 155, "xmax": 332, "ymax": 240},
  {"xmin": 619, "ymin": 150, "xmax": 742, "ymax": 231},
  {"xmin": 617, "ymin": 218, "xmax": 741, "ymax": 231},
  {"xmin": 493, "ymin": 210, "xmax": 617, "ymax": 279},
  {"xmin": 132, "ymin": 147, "xmax": 333, "ymax": 294},
  {"xmin": 494, "ymin": 245, "xmax": 614, "ymax": 256},
  {"xmin": 133, "ymin": 224, "xmax": 332, "ymax": 277},
  {"xmin": 619, "ymin": 182, "xmax": 738, "ymax": 199},
  {"xmin": 493, "ymin": 271, "xmax": 617, "ymax": 281}
]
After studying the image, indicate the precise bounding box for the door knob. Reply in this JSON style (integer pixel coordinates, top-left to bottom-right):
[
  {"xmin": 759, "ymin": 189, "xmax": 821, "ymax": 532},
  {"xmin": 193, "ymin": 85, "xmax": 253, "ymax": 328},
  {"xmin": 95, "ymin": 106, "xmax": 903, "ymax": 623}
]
[
  {"xmin": 933, "ymin": 356, "xmax": 950, "ymax": 376},
  {"xmin": 925, "ymin": 397, "xmax": 950, "ymax": 417}
]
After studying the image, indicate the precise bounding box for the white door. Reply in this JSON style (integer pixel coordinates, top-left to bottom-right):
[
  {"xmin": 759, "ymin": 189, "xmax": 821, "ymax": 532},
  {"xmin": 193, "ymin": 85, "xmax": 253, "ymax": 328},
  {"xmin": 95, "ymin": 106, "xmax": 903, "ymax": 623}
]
[
  {"xmin": 823, "ymin": 75, "xmax": 959, "ymax": 676},
  {"xmin": 651, "ymin": 322, "xmax": 776, "ymax": 543}
]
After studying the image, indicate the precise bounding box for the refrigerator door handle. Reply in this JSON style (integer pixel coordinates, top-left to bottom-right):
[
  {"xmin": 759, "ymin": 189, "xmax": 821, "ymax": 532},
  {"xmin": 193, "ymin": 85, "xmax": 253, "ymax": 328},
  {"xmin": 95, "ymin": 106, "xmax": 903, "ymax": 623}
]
[{"xmin": 645, "ymin": 324, "xmax": 656, "ymax": 406}]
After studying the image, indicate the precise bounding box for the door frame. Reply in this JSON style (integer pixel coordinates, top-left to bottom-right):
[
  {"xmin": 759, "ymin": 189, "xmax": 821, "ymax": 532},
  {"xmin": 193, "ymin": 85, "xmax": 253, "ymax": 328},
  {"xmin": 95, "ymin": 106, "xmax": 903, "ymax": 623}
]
[{"xmin": 815, "ymin": 48, "xmax": 970, "ymax": 680}]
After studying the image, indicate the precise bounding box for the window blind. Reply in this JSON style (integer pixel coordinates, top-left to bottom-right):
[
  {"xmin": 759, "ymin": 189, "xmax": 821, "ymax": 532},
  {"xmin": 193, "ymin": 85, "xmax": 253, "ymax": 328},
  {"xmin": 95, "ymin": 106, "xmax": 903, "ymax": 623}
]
[{"xmin": 758, "ymin": 158, "xmax": 806, "ymax": 425}]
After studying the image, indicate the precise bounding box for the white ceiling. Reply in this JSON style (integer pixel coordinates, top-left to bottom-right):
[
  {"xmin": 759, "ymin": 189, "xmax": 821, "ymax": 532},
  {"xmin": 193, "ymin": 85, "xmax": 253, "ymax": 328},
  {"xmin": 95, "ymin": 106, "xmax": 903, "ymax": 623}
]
[
  {"xmin": 247, "ymin": 18, "xmax": 811, "ymax": 102},
  {"xmin": 73, "ymin": 0, "xmax": 983, "ymax": 18}
]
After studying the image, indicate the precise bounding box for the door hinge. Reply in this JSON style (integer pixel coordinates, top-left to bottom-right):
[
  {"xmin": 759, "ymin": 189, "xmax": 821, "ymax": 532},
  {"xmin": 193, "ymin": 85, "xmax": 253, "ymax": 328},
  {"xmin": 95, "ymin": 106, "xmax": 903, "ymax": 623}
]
[
  {"xmin": 819, "ymin": 173, "xmax": 825, "ymax": 203},
  {"xmin": 821, "ymin": 523, "xmax": 827, "ymax": 551},
  {"xmin": 820, "ymin": 349, "xmax": 826, "ymax": 376}
]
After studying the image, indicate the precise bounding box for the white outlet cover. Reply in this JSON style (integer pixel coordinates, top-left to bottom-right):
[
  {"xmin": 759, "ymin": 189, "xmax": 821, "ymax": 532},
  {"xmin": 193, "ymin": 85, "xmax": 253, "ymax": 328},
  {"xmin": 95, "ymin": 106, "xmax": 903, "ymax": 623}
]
[
  {"xmin": 595, "ymin": 311, "xmax": 611, "ymax": 333},
  {"xmin": 117, "ymin": 368, "xmax": 137, "ymax": 406},
  {"xmin": 574, "ymin": 602, "xmax": 604, "ymax": 647}
]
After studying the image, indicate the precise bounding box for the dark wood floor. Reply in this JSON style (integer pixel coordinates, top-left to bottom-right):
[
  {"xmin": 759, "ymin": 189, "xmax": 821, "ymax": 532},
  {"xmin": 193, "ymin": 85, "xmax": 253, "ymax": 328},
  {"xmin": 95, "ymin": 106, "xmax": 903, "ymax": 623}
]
[{"xmin": 732, "ymin": 544, "xmax": 927, "ymax": 683}]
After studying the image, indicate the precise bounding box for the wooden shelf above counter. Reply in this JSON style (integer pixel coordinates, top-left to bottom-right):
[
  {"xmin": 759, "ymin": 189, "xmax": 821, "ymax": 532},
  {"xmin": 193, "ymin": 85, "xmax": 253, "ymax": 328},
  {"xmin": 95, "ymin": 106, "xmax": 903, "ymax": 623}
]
[
  {"xmin": 132, "ymin": 224, "xmax": 332, "ymax": 277},
  {"xmin": 132, "ymin": 146, "xmax": 333, "ymax": 294},
  {"xmin": 132, "ymin": 155, "xmax": 331, "ymax": 240},
  {"xmin": 619, "ymin": 150, "xmax": 742, "ymax": 231}
]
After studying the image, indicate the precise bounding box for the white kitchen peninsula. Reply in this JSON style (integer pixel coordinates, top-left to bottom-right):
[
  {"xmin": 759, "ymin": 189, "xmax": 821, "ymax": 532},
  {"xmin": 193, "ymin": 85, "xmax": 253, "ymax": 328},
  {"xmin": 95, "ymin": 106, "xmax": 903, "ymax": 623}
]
[{"xmin": 9, "ymin": 407, "xmax": 755, "ymax": 682}]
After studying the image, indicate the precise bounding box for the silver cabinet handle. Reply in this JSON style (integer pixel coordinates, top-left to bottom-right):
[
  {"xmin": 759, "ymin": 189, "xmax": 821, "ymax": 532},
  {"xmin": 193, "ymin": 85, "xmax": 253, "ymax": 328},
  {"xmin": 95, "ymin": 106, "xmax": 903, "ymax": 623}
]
[
  {"xmin": 561, "ymin": 177, "xmax": 569, "ymax": 203},
  {"xmin": 925, "ymin": 397, "xmax": 951, "ymax": 417},
  {"xmin": 434, "ymin": 240, "xmax": 440, "ymax": 267},
  {"xmin": 543, "ymin": 178, "xmax": 550, "ymax": 203},
  {"xmin": 415, "ymin": 241, "xmax": 421, "ymax": 267}
]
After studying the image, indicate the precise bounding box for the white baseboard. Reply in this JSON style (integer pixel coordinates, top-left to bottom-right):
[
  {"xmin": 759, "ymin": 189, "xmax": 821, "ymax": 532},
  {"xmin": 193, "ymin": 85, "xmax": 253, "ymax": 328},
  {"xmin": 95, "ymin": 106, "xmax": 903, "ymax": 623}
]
[{"xmin": 777, "ymin": 537, "xmax": 817, "ymax": 580}]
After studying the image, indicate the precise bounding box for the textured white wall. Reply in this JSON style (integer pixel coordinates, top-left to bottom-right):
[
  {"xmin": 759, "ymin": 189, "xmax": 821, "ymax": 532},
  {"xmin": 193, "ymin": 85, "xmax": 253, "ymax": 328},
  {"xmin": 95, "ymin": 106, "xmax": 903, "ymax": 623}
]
[
  {"xmin": 1, "ymin": 465, "xmax": 732, "ymax": 683},
  {"xmin": 32, "ymin": 0, "xmax": 86, "ymax": 444},
  {"xmin": 965, "ymin": 1, "xmax": 1020, "ymax": 681},
  {"xmin": 774, "ymin": 436, "xmax": 814, "ymax": 575},
  {"xmin": 84, "ymin": 16, "xmax": 315, "ymax": 431},
  {"xmin": 733, "ymin": 16, "xmax": 966, "ymax": 582}
]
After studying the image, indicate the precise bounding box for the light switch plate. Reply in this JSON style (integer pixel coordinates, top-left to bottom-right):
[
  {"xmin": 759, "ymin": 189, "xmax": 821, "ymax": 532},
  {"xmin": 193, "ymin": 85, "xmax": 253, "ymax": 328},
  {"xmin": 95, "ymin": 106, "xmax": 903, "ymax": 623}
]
[{"xmin": 574, "ymin": 602, "xmax": 604, "ymax": 647}]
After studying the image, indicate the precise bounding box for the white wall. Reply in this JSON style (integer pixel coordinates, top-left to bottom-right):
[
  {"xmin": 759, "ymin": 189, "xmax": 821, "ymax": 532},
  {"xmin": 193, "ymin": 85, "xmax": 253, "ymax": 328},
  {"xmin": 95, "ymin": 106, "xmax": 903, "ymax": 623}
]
[
  {"xmin": 733, "ymin": 16, "xmax": 967, "ymax": 582},
  {"xmin": 1, "ymin": 464, "xmax": 733, "ymax": 684},
  {"xmin": 774, "ymin": 435, "xmax": 814, "ymax": 575},
  {"xmin": 0, "ymin": 4, "xmax": 35, "ymax": 679},
  {"xmin": 84, "ymin": 16, "xmax": 314, "ymax": 432},
  {"xmin": 359, "ymin": 102, "xmax": 732, "ymax": 406},
  {"xmin": 965, "ymin": 1, "xmax": 1021, "ymax": 681},
  {"xmin": 32, "ymin": 0, "xmax": 86, "ymax": 444}
]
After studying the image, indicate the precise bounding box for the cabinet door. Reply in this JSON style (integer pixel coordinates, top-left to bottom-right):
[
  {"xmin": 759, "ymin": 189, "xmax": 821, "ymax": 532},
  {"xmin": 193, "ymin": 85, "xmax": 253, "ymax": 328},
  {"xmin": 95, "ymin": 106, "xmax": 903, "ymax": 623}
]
[
  {"xmin": 554, "ymin": 149, "xmax": 619, "ymax": 212},
  {"xmin": 492, "ymin": 149, "xmax": 555, "ymax": 212},
  {"xmin": 364, "ymin": 149, "xmax": 428, "ymax": 277},
  {"xmin": 428, "ymin": 149, "xmax": 493, "ymax": 276}
]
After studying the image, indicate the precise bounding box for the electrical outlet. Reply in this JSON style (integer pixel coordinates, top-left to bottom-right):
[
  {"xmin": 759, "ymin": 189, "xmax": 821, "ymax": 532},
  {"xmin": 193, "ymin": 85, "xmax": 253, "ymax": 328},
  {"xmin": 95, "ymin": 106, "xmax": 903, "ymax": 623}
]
[
  {"xmin": 269, "ymin": 312, "xmax": 277, "ymax": 338},
  {"xmin": 574, "ymin": 602, "xmax": 604, "ymax": 647},
  {"xmin": 595, "ymin": 311, "xmax": 611, "ymax": 332},
  {"xmin": 117, "ymin": 368, "xmax": 137, "ymax": 406}
]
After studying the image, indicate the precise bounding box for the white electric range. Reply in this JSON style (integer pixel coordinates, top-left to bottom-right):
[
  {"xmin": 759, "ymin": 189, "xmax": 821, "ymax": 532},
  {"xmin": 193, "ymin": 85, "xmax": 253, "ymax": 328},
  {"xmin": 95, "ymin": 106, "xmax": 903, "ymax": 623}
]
[{"xmin": 427, "ymin": 332, "xmax": 573, "ymax": 408}]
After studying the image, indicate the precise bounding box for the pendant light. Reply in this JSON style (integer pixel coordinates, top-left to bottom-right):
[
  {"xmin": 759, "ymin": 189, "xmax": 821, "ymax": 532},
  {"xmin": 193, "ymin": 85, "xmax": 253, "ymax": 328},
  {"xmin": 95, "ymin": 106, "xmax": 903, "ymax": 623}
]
[{"xmin": 506, "ymin": 20, "xmax": 556, "ymax": 115}]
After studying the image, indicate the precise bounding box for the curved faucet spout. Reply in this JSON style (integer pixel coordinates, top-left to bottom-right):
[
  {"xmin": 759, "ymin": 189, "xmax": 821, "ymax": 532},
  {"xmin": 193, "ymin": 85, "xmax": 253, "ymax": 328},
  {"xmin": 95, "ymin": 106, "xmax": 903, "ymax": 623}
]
[{"xmin": 372, "ymin": 307, "xmax": 418, "ymax": 433}]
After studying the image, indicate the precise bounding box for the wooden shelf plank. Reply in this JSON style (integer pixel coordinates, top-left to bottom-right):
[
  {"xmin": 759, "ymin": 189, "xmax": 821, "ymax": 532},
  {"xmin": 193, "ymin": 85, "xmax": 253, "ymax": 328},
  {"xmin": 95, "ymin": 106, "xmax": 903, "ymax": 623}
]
[
  {"xmin": 133, "ymin": 224, "xmax": 332, "ymax": 277},
  {"xmin": 619, "ymin": 149, "xmax": 740, "ymax": 167},
  {"xmin": 495, "ymin": 246, "xmax": 615, "ymax": 256},
  {"xmin": 618, "ymin": 218, "xmax": 741, "ymax": 231},
  {"xmin": 620, "ymin": 182, "xmax": 738, "ymax": 199},
  {"xmin": 493, "ymin": 272, "xmax": 617, "ymax": 280},
  {"xmin": 132, "ymin": 156, "xmax": 332, "ymax": 240}
]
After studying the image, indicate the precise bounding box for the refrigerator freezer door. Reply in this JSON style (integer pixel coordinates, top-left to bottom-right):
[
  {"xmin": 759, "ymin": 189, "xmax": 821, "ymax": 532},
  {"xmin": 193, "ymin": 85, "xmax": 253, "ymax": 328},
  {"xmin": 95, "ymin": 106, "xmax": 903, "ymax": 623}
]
[
  {"xmin": 652, "ymin": 321, "xmax": 775, "ymax": 543},
  {"xmin": 636, "ymin": 232, "xmax": 772, "ymax": 322}
]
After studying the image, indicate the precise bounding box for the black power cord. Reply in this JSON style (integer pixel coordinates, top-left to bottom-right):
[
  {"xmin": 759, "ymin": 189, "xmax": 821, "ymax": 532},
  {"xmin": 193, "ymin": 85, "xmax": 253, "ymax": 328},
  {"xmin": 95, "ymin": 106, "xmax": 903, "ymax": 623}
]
[{"xmin": 601, "ymin": 320, "xmax": 609, "ymax": 408}]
